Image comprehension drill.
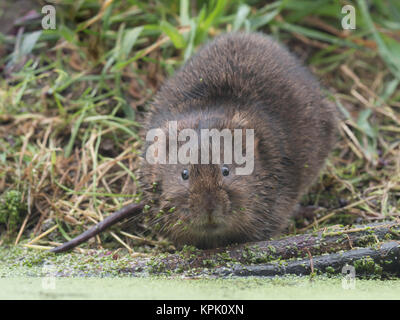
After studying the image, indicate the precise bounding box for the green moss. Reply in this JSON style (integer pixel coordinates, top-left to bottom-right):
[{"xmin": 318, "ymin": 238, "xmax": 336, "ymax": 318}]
[
  {"xmin": 178, "ymin": 245, "xmax": 199, "ymax": 259},
  {"xmin": 216, "ymin": 251, "xmax": 236, "ymax": 264},
  {"xmin": 267, "ymin": 245, "xmax": 276, "ymax": 254},
  {"xmin": 388, "ymin": 228, "xmax": 400, "ymax": 238},
  {"xmin": 240, "ymin": 246, "xmax": 274, "ymax": 264},
  {"xmin": 354, "ymin": 256, "xmax": 383, "ymax": 277},
  {"xmin": 147, "ymin": 256, "xmax": 168, "ymax": 274},
  {"xmin": 0, "ymin": 190, "xmax": 27, "ymax": 238},
  {"xmin": 155, "ymin": 209, "xmax": 165, "ymax": 218},
  {"xmin": 22, "ymin": 251, "xmax": 53, "ymax": 267},
  {"xmin": 174, "ymin": 219, "xmax": 183, "ymax": 226},
  {"xmin": 175, "ymin": 265, "xmax": 184, "ymax": 273},
  {"xmin": 153, "ymin": 223, "xmax": 161, "ymax": 231},
  {"xmin": 384, "ymin": 259, "xmax": 393, "ymax": 266},
  {"xmin": 325, "ymin": 266, "xmax": 335, "ymax": 274},
  {"xmin": 168, "ymin": 207, "xmax": 176, "ymax": 213},
  {"xmin": 202, "ymin": 259, "xmax": 216, "ymax": 267},
  {"xmin": 384, "ymin": 233, "xmax": 393, "ymax": 241},
  {"xmin": 357, "ymin": 234, "xmax": 377, "ymax": 247}
]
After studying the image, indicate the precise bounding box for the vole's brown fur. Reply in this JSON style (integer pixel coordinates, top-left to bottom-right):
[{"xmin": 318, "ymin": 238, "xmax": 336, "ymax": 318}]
[{"xmin": 139, "ymin": 32, "xmax": 338, "ymax": 249}]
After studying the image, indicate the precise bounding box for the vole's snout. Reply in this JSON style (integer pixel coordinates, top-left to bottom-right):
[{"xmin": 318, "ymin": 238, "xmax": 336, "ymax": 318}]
[
  {"xmin": 204, "ymin": 194, "xmax": 218, "ymax": 214},
  {"xmin": 190, "ymin": 190, "xmax": 229, "ymax": 227}
]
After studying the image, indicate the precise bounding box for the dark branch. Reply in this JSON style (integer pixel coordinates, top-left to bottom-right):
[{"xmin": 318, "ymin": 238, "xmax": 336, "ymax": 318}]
[
  {"xmin": 215, "ymin": 241, "xmax": 400, "ymax": 277},
  {"xmin": 50, "ymin": 202, "xmax": 144, "ymax": 253},
  {"xmin": 123, "ymin": 221, "xmax": 400, "ymax": 277}
]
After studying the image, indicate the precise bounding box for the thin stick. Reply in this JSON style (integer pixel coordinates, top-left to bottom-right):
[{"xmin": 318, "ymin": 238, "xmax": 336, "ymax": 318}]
[
  {"xmin": 27, "ymin": 225, "xmax": 58, "ymax": 245},
  {"xmin": 119, "ymin": 230, "xmax": 158, "ymax": 246},
  {"xmin": 50, "ymin": 202, "xmax": 144, "ymax": 253},
  {"xmin": 110, "ymin": 231, "xmax": 133, "ymax": 253},
  {"xmin": 15, "ymin": 186, "xmax": 32, "ymax": 245},
  {"xmin": 23, "ymin": 244, "xmax": 53, "ymax": 250}
]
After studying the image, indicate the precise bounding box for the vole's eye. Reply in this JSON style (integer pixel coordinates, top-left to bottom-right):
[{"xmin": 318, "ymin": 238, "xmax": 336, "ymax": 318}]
[
  {"xmin": 181, "ymin": 169, "xmax": 189, "ymax": 180},
  {"xmin": 222, "ymin": 166, "xmax": 229, "ymax": 176}
]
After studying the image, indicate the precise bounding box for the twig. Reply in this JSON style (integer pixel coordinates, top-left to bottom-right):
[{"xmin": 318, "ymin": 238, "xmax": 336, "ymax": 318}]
[
  {"xmin": 50, "ymin": 202, "xmax": 144, "ymax": 253},
  {"xmin": 27, "ymin": 225, "xmax": 58, "ymax": 245}
]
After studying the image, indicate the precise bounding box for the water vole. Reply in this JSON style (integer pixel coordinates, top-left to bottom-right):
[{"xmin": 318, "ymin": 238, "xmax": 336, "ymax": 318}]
[{"xmin": 140, "ymin": 32, "xmax": 338, "ymax": 249}]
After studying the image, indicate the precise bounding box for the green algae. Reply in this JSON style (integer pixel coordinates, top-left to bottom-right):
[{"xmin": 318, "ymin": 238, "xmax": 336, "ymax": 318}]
[
  {"xmin": 1, "ymin": 276, "xmax": 400, "ymax": 300},
  {"xmin": 0, "ymin": 245, "xmax": 135, "ymax": 278}
]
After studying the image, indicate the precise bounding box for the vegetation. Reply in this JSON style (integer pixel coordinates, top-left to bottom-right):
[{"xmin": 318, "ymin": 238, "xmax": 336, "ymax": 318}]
[{"xmin": 0, "ymin": 0, "xmax": 399, "ymax": 255}]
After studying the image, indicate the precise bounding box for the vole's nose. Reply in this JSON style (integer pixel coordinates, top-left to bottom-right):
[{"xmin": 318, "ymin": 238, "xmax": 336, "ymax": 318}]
[
  {"xmin": 203, "ymin": 193, "xmax": 224, "ymax": 218},
  {"xmin": 204, "ymin": 193, "xmax": 217, "ymax": 211}
]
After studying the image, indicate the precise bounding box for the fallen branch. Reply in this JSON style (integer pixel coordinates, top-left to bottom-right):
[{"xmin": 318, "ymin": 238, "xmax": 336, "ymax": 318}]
[
  {"xmin": 123, "ymin": 221, "xmax": 400, "ymax": 278},
  {"xmin": 215, "ymin": 241, "xmax": 400, "ymax": 277}
]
